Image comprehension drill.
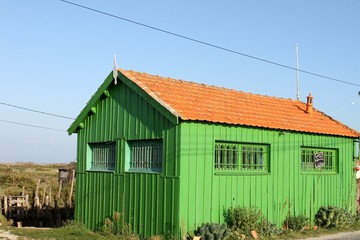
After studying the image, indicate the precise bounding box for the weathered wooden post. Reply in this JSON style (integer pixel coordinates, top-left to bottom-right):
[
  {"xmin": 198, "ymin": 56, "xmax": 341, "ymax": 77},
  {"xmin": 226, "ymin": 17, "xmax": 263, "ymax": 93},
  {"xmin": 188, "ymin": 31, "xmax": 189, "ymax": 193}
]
[
  {"xmin": 49, "ymin": 186, "xmax": 52, "ymax": 207},
  {"xmin": 45, "ymin": 196, "xmax": 49, "ymax": 206},
  {"xmin": 57, "ymin": 180, "xmax": 62, "ymax": 202},
  {"xmin": 25, "ymin": 194, "xmax": 29, "ymax": 218},
  {"xmin": 4, "ymin": 196, "xmax": 8, "ymax": 218},
  {"xmin": 67, "ymin": 170, "xmax": 75, "ymax": 208},
  {"xmin": 34, "ymin": 179, "xmax": 40, "ymax": 208},
  {"xmin": 42, "ymin": 188, "xmax": 46, "ymax": 206}
]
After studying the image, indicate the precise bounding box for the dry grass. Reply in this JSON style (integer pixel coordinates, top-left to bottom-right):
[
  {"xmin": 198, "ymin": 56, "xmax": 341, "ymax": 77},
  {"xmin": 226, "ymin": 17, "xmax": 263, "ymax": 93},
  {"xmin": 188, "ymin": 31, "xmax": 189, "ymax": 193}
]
[{"xmin": 0, "ymin": 162, "xmax": 73, "ymax": 207}]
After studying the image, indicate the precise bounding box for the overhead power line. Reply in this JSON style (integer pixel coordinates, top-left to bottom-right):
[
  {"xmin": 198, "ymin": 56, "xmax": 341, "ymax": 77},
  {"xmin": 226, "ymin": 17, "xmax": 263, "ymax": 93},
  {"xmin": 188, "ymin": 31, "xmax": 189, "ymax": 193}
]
[
  {"xmin": 61, "ymin": 0, "xmax": 360, "ymax": 88},
  {"xmin": 0, "ymin": 119, "xmax": 66, "ymax": 132},
  {"xmin": 0, "ymin": 101, "xmax": 75, "ymax": 120}
]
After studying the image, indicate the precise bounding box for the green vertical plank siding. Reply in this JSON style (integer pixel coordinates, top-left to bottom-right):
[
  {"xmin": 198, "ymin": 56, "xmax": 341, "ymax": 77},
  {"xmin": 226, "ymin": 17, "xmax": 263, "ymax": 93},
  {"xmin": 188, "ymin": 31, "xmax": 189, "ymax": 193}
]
[
  {"xmin": 179, "ymin": 122, "xmax": 356, "ymax": 234},
  {"xmin": 75, "ymin": 82, "xmax": 179, "ymax": 238},
  {"xmin": 74, "ymin": 78, "xmax": 356, "ymax": 238}
]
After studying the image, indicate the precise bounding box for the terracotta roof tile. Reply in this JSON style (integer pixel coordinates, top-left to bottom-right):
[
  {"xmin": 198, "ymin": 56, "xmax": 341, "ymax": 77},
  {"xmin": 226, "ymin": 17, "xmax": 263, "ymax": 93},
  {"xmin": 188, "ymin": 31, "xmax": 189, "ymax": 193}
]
[{"xmin": 120, "ymin": 69, "xmax": 360, "ymax": 138}]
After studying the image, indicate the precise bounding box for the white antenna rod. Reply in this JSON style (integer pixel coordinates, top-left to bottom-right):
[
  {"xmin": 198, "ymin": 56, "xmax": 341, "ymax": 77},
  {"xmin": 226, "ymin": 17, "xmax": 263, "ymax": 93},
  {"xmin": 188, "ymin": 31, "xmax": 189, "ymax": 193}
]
[{"xmin": 296, "ymin": 44, "xmax": 300, "ymax": 100}]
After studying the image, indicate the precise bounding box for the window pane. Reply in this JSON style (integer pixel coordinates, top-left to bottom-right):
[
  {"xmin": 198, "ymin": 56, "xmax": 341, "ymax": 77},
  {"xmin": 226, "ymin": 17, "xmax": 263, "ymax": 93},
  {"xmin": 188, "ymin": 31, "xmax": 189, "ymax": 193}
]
[
  {"xmin": 128, "ymin": 140, "xmax": 162, "ymax": 172},
  {"xmin": 89, "ymin": 142, "xmax": 115, "ymax": 171},
  {"xmin": 301, "ymin": 147, "xmax": 336, "ymax": 172},
  {"xmin": 214, "ymin": 143, "xmax": 238, "ymax": 170},
  {"xmin": 215, "ymin": 142, "xmax": 268, "ymax": 172},
  {"xmin": 241, "ymin": 145, "xmax": 267, "ymax": 171}
]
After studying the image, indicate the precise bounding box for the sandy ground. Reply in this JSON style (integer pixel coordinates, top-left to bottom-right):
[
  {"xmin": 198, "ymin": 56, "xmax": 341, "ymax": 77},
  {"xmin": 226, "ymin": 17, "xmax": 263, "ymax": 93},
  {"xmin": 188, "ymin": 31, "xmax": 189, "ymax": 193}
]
[
  {"xmin": 303, "ymin": 230, "xmax": 360, "ymax": 240},
  {"xmin": 0, "ymin": 229, "xmax": 30, "ymax": 240}
]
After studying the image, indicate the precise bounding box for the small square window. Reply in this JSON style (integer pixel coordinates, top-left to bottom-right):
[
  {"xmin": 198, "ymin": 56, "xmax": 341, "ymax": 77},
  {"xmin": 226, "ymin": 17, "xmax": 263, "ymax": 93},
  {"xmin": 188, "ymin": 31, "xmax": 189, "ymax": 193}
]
[
  {"xmin": 87, "ymin": 142, "xmax": 116, "ymax": 171},
  {"xmin": 301, "ymin": 147, "xmax": 337, "ymax": 173},
  {"xmin": 126, "ymin": 140, "xmax": 162, "ymax": 173}
]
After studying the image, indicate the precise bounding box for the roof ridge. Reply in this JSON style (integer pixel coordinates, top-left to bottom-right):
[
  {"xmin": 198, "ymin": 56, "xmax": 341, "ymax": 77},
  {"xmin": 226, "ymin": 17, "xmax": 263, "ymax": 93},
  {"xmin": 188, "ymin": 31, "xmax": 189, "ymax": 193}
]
[
  {"xmin": 120, "ymin": 68, "xmax": 303, "ymax": 103},
  {"xmin": 117, "ymin": 68, "xmax": 359, "ymax": 138}
]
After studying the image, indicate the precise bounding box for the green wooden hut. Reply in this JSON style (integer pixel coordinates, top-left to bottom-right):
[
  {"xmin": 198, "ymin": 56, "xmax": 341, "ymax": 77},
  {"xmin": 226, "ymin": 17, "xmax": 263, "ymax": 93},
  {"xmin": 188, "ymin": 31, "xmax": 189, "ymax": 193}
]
[{"xmin": 68, "ymin": 68, "xmax": 360, "ymax": 237}]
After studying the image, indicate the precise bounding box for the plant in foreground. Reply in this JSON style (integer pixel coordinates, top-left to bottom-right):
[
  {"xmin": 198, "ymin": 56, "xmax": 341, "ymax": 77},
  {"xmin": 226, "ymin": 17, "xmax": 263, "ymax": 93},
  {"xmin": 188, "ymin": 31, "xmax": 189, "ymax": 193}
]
[
  {"xmin": 283, "ymin": 214, "xmax": 310, "ymax": 231},
  {"xmin": 223, "ymin": 205, "xmax": 280, "ymax": 237},
  {"xmin": 100, "ymin": 212, "xmax": 139, "ymax": 239},
  {"xmin": 194, "ymin": 223, "xmax": 231, "ymax": 240},
  {"xmin": 315, "ymin": 205, "xmax": 354, "ymax": 229}
]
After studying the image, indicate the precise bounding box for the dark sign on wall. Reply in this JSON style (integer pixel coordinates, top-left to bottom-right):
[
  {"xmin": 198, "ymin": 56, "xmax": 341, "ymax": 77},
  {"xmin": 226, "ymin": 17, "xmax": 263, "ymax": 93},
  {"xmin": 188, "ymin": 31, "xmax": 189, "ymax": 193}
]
[{"xmin": 314, "ymin": 152, "xmax": 325, "ymax": 168}]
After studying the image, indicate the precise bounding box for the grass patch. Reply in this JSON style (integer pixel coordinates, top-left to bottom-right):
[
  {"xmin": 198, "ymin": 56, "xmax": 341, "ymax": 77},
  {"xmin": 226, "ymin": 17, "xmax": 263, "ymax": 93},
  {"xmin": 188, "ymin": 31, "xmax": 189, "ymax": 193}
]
[
  {"xmin": 260, "ymin": 223, "xmax": 360, "ymax": 239},
  {"xmin": 1, "ymin": 221, "xmax": 360, "ymax": 240},
  {"xmin": 5, "ymin": 221, "xmax": 110, "ymax": 240}
]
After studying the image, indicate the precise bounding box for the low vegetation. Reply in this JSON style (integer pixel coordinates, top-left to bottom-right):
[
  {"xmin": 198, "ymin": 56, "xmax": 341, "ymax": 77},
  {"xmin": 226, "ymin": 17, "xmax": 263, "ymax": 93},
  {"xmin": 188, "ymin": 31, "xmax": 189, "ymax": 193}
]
[
  {"xmin": 189, "ymin": 205, "xmax": 360, "ymax": 240},
  {"xmin": 4, "ymin": 220, "xmax": 108, "ymax": 240},
  {"xmin": 0, "ymin": 214, "xmax": 13, "ymax": 226},
  {"xmin": 283, "ymin": 214, "xmax": 310, "ymax": 231},
  {"xmin": 1, "ymin": 163, "xmax": 360, "ymax": 239},
  {"xmin": 222, "ymin": 206, "xmax": 282, "ymax": 238},
  {"xmin": 2, "ymin": 206, "xmax": 360, "ymax": 239},
  {"xmin": 314, "ymin": 205, "xmax": 355, "ymax": 229},
  {"xmin": 194, "ymin": 223, "xmax": 231, "ymax": 240},
  {"xmin": 0, "ymin": 162, "xmax": 74, "ymax": 207}
]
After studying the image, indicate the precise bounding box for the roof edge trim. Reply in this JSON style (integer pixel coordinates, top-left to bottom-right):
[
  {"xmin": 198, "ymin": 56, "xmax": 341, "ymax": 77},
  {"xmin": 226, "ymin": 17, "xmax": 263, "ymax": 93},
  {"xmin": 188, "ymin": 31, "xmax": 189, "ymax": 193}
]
[
  {"xmin": 67, "ymin": 72, "xmax": 114, "ymax": 135},
  {"xmin": 67, "ymin": 70, "xmax": 180, "ymax": 135}
]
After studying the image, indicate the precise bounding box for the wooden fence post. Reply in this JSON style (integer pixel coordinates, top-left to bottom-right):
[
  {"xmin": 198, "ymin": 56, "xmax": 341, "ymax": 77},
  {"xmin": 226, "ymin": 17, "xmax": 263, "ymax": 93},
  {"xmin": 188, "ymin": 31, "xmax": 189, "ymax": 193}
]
[
  {"xmin": 67, "ymin": 170, "xmax": 75, "ymax": 207},
  {"xmin": 35, "ymin": 179, "xmax": 40, "ymax": 207}
]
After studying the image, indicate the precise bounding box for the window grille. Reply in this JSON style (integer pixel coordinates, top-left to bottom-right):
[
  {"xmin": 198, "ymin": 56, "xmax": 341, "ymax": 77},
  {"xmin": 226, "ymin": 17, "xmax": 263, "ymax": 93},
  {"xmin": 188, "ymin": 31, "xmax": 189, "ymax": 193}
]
[
  {"xmin": 127, "ymin": 140, "xmax": 162, "ymax": 172},
  {"xmin": 88, "ymin": 142, "xmax": 116, "ymax": 171},
  {"xmin": 301, "ymin": 147, "xmax": 337, "ymax": 172},
  {"xmin": 215, "ymin": 142, "xmax": 269, "ymax": 172}
]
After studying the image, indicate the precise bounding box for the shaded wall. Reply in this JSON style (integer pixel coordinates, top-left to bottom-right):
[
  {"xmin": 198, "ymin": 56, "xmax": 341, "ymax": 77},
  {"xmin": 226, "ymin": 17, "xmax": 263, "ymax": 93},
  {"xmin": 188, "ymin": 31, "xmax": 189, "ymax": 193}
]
[{"xmin": 75, "ymin": 81, "xmax": 179, "ymax": 237}]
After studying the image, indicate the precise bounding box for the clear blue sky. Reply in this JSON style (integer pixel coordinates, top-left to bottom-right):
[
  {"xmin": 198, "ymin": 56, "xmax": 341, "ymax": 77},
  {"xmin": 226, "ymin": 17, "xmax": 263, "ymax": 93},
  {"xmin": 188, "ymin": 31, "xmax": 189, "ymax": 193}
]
[{"xmin": 1, "ymin": 0, "xmax": 359, "ymax": 163}]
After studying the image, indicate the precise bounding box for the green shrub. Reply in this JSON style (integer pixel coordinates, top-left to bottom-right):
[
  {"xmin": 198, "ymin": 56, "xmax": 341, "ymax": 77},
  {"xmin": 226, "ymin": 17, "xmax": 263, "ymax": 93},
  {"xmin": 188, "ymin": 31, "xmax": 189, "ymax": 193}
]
[
  {"xmin": 283, "ymin": 214, "xmax": 310, "ymax": 231},
  {"xmin": 223, "ymin": 206, "xmax": 280, "ymax": 237},
  {"xmin": 355, "ymin": 209, "xmax": 360, "ymax": 222},
  {"xmin": 315, "ymin": 205, "xmax": 355, "ymax": 228},
  {"xmin": 0, "ymin": 214, "xmax": 13, "ymax": 226},
  {"xmin": 60, "ymin": 220, "xmax": 94, "ymax": 238},
  {"xmin": 99, "ymin": 212, "xmax": 139, "ymax": 239},
  {"xmin": 258, "ymin": 221, "xmax": 283, "ymax": 236},
  {"xmin": 194, "ymin": 223, "xmax": 231, "ymax": 240}
]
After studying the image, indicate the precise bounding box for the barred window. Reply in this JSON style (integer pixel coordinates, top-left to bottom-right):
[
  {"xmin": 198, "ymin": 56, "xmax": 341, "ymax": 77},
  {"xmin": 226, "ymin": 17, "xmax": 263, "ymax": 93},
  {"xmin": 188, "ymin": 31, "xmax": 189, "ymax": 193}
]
[
  {"xmin": 215, "ymin": 142, "xmax": 269, "ymax": 172},
  {"xmin": 127, "ymin": 140, "xmax": 162, "ymax": 173},
  {"xmin": 88, "ymin": 142, "xmax": 116, "ymax": 171},
  {"xmin": 301, "ymin": 147, "xmax": 337, "ymax": 172}
]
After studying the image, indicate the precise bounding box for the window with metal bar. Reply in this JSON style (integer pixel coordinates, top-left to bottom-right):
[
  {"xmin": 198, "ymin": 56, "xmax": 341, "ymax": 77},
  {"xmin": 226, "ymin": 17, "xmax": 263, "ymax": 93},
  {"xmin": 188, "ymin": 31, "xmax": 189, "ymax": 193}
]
[
  {"xmin": 214, "ymin": 142, "xmax": 269, "ymax": 172},
  {"xmin": 127, "ymin": 140, "xmax": 162, "ymax": 173},
  {"xmin": 301, "ymin": 147, "xmax": 337, "ymax": 172},
  {"xmin": 88, "ymin": 142, "xmax": 116, "ymax": 171}
]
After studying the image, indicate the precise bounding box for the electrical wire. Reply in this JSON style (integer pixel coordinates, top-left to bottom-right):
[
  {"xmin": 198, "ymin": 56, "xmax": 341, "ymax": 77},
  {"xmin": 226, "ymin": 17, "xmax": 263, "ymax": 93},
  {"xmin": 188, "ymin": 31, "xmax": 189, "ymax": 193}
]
[
  {"xmin": 60, "ymin": 0, "xmax": 360, "ymax": 88},
  {"xmin": 0, "ymin": 101, "xmax": 75, "ymax": 120},
  {"xmin": 0, "ymin": 119, "xmax": 66, "ymax": 132}
]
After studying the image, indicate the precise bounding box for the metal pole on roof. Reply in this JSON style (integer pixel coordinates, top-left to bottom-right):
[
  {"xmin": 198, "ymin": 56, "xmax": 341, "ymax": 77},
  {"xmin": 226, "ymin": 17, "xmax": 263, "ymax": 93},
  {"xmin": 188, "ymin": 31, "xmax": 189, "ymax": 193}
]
[
  {"xmin": 296, "ymin": 44, "xmax": 300, "ymax": 100},
  {"xmin": 113, "ymin": 54, "xmax": 118, "ymax": 85}
]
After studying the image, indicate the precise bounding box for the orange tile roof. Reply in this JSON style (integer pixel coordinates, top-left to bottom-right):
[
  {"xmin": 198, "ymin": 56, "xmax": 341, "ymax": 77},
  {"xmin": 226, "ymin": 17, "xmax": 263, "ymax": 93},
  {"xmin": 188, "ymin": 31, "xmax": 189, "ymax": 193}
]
[{"xmin": 120, "ymin": 69, "xmax": 360, "ymax": 138}]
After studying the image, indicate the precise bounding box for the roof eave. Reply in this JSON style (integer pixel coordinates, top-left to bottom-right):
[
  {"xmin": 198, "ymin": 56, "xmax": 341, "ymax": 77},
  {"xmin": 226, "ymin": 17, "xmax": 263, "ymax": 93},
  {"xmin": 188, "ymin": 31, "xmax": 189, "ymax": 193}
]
[{"xmin": 67, "ymin": 72, "xmax": 114, "ymax": 135}]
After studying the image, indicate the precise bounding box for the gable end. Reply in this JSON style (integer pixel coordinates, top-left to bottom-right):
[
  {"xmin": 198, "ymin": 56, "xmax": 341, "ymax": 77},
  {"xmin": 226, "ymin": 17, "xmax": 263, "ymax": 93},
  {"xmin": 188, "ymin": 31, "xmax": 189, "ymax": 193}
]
[{"xmin": 67, "ymin": 71, "xmax": 180, "ymax": 135}]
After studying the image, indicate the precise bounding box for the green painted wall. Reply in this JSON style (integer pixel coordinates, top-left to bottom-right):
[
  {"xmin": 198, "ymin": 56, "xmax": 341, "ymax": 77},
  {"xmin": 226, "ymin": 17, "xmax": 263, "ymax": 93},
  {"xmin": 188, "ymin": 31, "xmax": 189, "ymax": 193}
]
[
  {"xmin": 178, "ymin": 122, "xmax": 356, "ymax": 233},
  {"xmin": 75, "ymin": 81, "xmax": 180, "ymax": 237}
]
